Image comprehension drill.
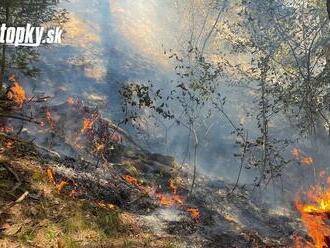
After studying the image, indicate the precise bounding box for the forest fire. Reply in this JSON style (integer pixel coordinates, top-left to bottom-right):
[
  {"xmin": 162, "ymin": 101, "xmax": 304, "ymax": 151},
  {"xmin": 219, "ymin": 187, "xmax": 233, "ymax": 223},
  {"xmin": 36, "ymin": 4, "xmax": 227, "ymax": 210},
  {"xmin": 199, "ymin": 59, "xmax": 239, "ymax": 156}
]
[
  {"xmin": 5, "ymin": 75, "xmax": 26, "ymax": 107},
  {"xmin": 123, "ymin": 175, "xmax": 139, "ymax": 186},
  {"xmin": 157, "ymin": 193, "xmax": 185, "ymax": 207},
  {"xmin": 122, "ymin": 175, "xmax": 152, "ymax": 193},
  {"xmin": 292, "ymin": 148, "xmax": 314, "ymax": 166},
  {"xmin": 294, "ymin": 167, "xmax": 330, "ymax": 248},
  {"xmin": 81, "ymin": 118, "xmax": 95, "ymax": 133},
  {"xmin": 122, "ymin": 176, "xmax": 199, "ymax": 218},
  {"xmin": 47, "ymin": 167, "xmax": 56, "ymax": 184},
  {"xmin": 56, "ymin": 180, "xmax": 69, "ymax": 193},
  {"xmin": 187, "ymin": 208, "xmax": 200, "ymax": 220},
  {"xmin": 156, "ymin": 178, "xmax": 185, "ymax": 207}
]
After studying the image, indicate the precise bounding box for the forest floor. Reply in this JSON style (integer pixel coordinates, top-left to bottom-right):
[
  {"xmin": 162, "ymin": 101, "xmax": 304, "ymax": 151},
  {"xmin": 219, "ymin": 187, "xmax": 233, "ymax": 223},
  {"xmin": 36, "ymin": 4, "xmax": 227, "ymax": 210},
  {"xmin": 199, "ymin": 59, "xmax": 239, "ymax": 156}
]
[
  {"xmin": 0, "ymin": 138, "xmax": 305, "ymax": 248},
  {"xmin": 0, "ymin": 148, "xmax": 181, "ymax": 248}
]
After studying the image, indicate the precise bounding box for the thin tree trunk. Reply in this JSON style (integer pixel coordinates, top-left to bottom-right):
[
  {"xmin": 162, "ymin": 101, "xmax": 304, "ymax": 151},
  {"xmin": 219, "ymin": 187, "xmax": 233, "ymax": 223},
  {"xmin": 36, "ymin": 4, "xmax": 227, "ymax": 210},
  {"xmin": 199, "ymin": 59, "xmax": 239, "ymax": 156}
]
[
  {"xmin": 189, "ymin": 126, "xmax": 198, "ymax": 195},
  {"xmin": 0, "ymin": 2, "xmax": 9, "ymax": 92}
]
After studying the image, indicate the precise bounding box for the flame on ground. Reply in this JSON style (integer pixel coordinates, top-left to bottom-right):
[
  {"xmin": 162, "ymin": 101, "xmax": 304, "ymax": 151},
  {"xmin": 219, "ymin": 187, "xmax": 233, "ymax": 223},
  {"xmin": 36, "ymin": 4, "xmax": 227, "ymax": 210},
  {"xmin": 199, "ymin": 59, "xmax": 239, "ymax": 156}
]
[
  {"xmin": 56, "ymin": 181, "xmax": 69, "ymax": 193},
  {"xmin": 81, "ymin": 118, "xmax": 95, "ymax": 133},
  {"xmin": 187, "ymin": 208, "xmax": 200, "ymax": 220},
  {"xmin": 294, "ymin": 173, "xmax": 330, "ymax": 247},
  {"xmin": 122, "ymin": 175, "xmax": 152, "ymax": 193},
  {"xmin": 157, "ymin": 193, "xmax": 185, "ymax": 207}
]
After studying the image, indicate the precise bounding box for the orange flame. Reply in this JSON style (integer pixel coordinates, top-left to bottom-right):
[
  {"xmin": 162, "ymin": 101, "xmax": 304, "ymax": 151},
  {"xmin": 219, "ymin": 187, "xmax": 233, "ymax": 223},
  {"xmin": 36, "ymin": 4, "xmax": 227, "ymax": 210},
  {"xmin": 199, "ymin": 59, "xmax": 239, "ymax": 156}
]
[
  {"xmin": 187, "ymin": 208, "xmax": 200, "ymax": 220},
  {"xmin": 81, "ymin": 118, "xmax": 95, "ymax": 133},
  {"xmin": 295, "ymin": 175, "xmax": 330, "ymax": 247},
  {"xmin": 47, "ymin": 167, "xmax": 56, "ymax": 184},
  {"xmin": 123, "ymin": 175, "xmax": 139, "ymax": 186},
  {"xmin": 6, "ymin": 75, "xmax": 26, "ymax": 107},
  {"xmin": 56, "ymin": 181, "xmax": 69, "ymax": 193},
  {"xmin": 157, "ymin": 194, "xmax": 185, "ymax": 207},
  {"xmin": 302, "ymin": 157, "xmax": 314, "ymax": 166},
  {"xmin": 122, "ymin": 175, "xmax": 151, "ymax": 193},
  {"xmin": 292, "ymin": 148, "xmax": 314, "ymax": 166}
]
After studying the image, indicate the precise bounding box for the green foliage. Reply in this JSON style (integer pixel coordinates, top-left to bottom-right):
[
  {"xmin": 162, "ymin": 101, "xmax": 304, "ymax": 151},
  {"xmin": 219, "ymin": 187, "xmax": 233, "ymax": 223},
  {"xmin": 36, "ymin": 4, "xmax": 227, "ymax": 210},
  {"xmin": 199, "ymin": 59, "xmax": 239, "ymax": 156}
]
[{"xmin": 0, "ymin": 0, "xmax": 68, "ymax": 89}]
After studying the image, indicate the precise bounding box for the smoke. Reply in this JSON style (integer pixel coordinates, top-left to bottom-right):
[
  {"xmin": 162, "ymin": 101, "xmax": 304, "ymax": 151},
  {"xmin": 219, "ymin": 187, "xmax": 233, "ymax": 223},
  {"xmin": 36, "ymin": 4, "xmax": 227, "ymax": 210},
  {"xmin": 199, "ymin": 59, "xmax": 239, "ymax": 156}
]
[{"xmin": 15, "ymin": 0, "xmax": 330, "ymax": 204}]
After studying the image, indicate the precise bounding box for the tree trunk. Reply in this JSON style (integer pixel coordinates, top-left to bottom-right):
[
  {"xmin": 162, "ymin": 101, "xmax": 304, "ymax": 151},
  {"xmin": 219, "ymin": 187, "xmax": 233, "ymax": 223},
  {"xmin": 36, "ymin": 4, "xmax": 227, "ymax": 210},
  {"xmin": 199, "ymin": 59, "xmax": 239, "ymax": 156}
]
[{"xmin": 0, "ymin": 2, "xmax": 9, "ymax": 92}]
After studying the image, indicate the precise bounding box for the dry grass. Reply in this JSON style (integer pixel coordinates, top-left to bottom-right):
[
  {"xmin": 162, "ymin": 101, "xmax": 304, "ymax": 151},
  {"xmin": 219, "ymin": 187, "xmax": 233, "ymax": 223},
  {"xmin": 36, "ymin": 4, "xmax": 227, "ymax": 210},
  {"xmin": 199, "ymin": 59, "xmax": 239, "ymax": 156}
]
[{"xmin": 0, "ymin": 148, "xmax": 180, "ymax": 248}]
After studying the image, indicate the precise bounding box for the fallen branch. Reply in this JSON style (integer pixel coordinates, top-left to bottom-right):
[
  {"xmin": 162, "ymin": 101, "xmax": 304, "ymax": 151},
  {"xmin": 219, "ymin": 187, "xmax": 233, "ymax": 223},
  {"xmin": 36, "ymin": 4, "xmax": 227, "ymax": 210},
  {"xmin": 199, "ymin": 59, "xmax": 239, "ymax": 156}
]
[{"xmin": 0, "ymin": 191, "xmax": 29, "ymax": 215}]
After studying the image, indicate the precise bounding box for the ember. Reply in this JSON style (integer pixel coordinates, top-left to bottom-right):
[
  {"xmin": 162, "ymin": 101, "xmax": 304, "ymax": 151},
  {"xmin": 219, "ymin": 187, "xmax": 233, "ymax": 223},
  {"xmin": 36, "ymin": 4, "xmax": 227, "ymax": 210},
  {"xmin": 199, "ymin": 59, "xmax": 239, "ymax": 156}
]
[
  {"xmin": 301, "ymin": 157, "xmax": 314, "ymax": 166},
  {"xmin": 81, "ymin": 118, "xmax": 95, "ymax": 133},
  {"xmin": 187, "ymin": 208, "xmax": 200, "ymax": 220},
  {"xmin": 56, "ymin": 180, "xmax": 69, "ymax": 193},
  {"xmin": 0, "ymin": 126, "xmax": 13, "ymax": 133},
  {"xmin": 123, "ymin": 175, "xmax": 139, "ymax": 186}
]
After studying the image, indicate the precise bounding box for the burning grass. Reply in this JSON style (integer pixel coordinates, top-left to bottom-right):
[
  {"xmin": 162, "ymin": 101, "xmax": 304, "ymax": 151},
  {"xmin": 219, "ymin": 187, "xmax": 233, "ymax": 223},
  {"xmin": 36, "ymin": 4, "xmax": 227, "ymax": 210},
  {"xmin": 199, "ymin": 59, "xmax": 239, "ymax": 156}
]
[
  {"xmin": 122, "ymin": 174, "xmax": 201, "ymax": 222},
  {"xmin": 295, "ymin": 182, "xmax": 330, "ymax": 248},
  {"xmin": 0, "ymin": 153, "xmax": 181, "ymax": 248},
  {"xmin": 5, "ymin": 75, "xmax": 26, "ymax": 108},
  {"xmin": 293, "ymin": 150, "xmax": 330, "ymax": 248}
]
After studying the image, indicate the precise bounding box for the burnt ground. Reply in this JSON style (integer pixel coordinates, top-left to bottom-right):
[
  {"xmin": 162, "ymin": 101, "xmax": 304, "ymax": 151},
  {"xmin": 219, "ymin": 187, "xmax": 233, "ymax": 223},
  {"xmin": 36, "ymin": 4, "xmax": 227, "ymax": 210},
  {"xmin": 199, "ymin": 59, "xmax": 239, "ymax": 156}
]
[
  {"xmin": 0, "ymin": 102, "xmax": 308, "ymax": 247},
  {"xmin": 0, "ymin": 135, "xmax": 306, "ymax": 248}
]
